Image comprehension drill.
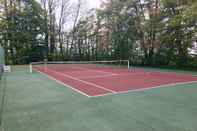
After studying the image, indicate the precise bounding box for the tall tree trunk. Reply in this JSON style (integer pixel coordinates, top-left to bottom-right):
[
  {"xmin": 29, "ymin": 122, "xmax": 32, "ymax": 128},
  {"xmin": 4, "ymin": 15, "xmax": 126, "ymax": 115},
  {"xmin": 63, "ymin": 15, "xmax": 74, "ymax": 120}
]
[{"xmin": 70, "ymin": 0, "xmax": 81, "ymax": 55}]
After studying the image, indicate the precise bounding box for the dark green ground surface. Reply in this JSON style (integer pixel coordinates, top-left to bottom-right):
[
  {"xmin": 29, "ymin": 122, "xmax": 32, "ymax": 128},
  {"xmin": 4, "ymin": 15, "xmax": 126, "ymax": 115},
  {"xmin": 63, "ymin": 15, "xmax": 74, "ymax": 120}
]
[{"xmin": 1, "ymin": 66, "xmax": 197, "ymax": 131}]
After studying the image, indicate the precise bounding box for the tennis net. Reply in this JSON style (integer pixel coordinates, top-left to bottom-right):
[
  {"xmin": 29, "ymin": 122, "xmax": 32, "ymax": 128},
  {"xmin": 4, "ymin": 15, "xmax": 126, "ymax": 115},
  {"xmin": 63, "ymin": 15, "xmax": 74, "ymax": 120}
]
[{"xmin": 30, "ymin": 60, "xmax": 130, "ymax": 73}]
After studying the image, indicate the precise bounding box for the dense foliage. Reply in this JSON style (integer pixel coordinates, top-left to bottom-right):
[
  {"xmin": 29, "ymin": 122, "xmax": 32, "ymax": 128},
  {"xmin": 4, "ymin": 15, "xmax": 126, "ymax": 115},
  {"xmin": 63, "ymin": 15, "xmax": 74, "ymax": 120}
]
[{"xmin": 0, "ymin": 0, "xmax": 197, "ymax": 68}]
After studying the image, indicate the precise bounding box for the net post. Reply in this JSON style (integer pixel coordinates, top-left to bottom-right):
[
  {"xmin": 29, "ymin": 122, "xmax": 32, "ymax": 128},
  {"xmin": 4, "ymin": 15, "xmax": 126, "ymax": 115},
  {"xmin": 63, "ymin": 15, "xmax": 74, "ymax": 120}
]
[
  {"xmin": 44, "ymin": 63, "xmax": 47, "ymax": 72},
  {"xmin": 30, "ymin": 64, "xmax": 32, "ymax": 73},
  {"xmin": 127, "ymin": 60, "xmax": 130, "ymax": 69},
  {"xmin": 44, "ymin": 59, "xmax": 47, "ymax": 72},
  {"xmin": 119, "ymin": 60, "xmax": 121, "ymax": 68}
]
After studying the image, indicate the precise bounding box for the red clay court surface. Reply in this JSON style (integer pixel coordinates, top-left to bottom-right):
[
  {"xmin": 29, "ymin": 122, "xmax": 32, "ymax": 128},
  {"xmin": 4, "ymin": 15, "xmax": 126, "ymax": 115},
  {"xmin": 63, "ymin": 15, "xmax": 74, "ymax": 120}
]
[{"xmin": 34, "ymin": 64, "xmax": 197, "ymax": 97}]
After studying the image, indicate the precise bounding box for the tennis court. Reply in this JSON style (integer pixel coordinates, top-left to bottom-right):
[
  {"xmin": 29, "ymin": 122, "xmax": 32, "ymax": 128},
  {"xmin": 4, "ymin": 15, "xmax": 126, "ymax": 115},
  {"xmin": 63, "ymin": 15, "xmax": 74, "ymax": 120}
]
[
  {"xmin": 31, "ymin": 61, "xmax": 197, "ymax": 97},
  {"xmin": 2, "ymin": 65, "xmax": 197, "ymax": 131}
]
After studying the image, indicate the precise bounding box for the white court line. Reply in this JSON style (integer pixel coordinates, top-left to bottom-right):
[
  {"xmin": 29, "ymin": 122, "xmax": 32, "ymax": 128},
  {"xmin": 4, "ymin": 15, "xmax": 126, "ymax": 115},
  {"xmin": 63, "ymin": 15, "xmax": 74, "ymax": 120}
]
[
  {"xmin": 106, "ymin": 72, "xmax": 197, "ymax": 79},
  {"xmin": 79, "ymin": 72, "xmax": 155, "ymax": 80},
  {"xmin": 78, "ymin": 72, "xmax": 153, "ymax": 80},
  {"xmin": 47, "ymin": 68, "xmax": 117, "ymax": 93},
  {"xmin": 90, "ymin": 80, "xmax": 197, "ymax": 98},
  {"xmin": 78, "ymin": 74, "xmax": 118, "ymax": 79},
  {"xmin": 34, "ymin": 68, "xmax": 197, "ymax": 98},
  {"xmin": 35, "ymin": 69, "xmax": 91, "ymax": 97},
  {"xmin": 73, "ymin": 66, "xmax": 118, "ymax": 75}
]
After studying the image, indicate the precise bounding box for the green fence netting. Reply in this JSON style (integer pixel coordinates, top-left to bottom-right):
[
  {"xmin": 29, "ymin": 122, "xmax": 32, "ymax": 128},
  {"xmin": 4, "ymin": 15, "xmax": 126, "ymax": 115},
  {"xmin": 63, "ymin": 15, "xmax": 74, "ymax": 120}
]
[
  {"xmin": 0, "ymin": 46, "xmax": 4, "ymax": 77},
  {"xmin": 0, "ymin": 46, "xmax": 5, "ymax": 128}
]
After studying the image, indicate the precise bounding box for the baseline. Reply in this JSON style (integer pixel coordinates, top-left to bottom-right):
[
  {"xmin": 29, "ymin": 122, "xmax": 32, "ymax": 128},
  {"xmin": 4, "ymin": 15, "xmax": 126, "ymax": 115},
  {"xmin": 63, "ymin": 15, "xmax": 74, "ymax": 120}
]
[{"xmin": 91, "ymin": 81, "xmax": 197, "ymax": 98}]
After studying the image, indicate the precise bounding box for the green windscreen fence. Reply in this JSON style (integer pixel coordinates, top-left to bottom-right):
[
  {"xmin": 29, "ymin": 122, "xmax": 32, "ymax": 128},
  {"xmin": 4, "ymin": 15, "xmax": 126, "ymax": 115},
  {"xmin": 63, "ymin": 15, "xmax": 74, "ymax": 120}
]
[
  {"xmin": 0, "ymin": 46, "xmax": 5, "ymax": 77},
  {"xmin": 0, "ymin": 46, "xmax": 5, "ymax": 127}
]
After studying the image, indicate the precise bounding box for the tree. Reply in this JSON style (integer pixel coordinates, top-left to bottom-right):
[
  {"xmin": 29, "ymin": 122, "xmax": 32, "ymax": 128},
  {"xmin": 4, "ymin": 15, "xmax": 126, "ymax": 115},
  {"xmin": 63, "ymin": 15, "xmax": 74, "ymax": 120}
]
[
  {"xmin": 159, "ymin": 0, "xmax": 197, "ymax": 66},
  {"xmin": 0, "ymin": 0, "xmax": 46, "ymax": 64},
  {"xmin": 0, "ymin": 0, "xmax": 196, "ymax": 68},
  {"xmin": 70, "ymin": 0, "xmax": 82, "ymax": 56},
  {"xmin": 57, "ymin": 0, "xmax": 71, "ymax": 58},
  {"xmin": 41, "ymin": 0, "xmax": 57, "ymax": 59}
]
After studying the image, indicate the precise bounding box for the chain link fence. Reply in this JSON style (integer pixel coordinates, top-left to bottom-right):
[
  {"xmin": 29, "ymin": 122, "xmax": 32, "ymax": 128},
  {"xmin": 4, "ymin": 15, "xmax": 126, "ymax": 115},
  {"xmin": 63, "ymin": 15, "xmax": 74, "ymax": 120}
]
[{"xmin": 0, "ymin": 46, "xmax": 5, "ymax": 130}]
